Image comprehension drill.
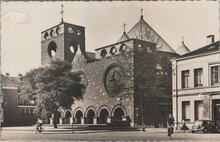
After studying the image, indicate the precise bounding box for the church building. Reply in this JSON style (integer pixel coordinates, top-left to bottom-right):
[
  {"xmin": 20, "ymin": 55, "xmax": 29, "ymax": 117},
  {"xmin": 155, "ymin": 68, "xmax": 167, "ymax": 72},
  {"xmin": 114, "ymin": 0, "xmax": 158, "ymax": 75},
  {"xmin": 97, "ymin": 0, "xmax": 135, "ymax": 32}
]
[{"xmin": 41, "ymin": 10, "xmax": 178, "ymax": 127}]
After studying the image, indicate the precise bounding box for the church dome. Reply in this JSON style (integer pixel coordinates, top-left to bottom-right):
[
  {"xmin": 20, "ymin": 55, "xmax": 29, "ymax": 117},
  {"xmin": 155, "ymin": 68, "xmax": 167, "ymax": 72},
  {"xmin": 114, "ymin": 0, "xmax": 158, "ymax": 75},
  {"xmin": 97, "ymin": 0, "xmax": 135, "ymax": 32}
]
[
  {"xmin": 175, "ymin": 41, "xmax": 190, "ymax": 55},
  {"xmin": 123, "ymin": 16, "xmax": 176, "ymax": 53},
  {"xmin": 118, "ymin": 32, "xmax": 130, "ymax": 42}
]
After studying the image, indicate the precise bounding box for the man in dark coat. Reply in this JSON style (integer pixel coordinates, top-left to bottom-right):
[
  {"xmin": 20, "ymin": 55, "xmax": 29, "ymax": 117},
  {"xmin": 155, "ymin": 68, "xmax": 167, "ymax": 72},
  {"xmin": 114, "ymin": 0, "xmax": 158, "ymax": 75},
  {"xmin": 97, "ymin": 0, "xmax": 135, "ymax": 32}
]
[{"xmin": 167, "ymin": 114, "xmax": 175, "ymax": 137}]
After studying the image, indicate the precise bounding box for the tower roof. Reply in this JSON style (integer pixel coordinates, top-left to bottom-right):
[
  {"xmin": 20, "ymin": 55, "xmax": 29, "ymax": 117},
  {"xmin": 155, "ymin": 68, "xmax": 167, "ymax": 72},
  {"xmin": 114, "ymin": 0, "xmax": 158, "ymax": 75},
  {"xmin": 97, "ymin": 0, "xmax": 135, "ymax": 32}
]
[
  {"xmin": 122, "ymin": 16, "xmax": 176, "ymax": 53},
  {"xmin": 175, "ymin": 41, "xmax": 190, "ymax": 55},
  {"xmin": 118, "ymin": 22, "xmax": 130, "ymax": 42},
  {"xmin": 118, "ymin": 33, "xmax": 130, "ymax": 42},
  {"xmin": 175, "ymin": 41, "xmax": 219, "ymax": 59}
]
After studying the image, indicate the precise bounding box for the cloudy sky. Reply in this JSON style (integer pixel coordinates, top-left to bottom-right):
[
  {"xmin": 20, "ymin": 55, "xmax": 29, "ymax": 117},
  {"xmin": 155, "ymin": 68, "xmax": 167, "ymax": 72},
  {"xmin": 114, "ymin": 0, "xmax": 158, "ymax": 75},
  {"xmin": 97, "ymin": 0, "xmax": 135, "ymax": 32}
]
[{"xmin": 1, "ymin": 1, "xmax": 219, "ymax": 77}]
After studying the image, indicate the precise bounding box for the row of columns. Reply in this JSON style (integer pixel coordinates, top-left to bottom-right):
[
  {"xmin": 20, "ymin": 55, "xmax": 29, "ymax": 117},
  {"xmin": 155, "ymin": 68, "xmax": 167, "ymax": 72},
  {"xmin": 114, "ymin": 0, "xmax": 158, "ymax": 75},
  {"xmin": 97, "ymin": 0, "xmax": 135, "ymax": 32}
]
[{"xmin": 49, "ymin": 116, "xmax": 128, "ymax": 125}]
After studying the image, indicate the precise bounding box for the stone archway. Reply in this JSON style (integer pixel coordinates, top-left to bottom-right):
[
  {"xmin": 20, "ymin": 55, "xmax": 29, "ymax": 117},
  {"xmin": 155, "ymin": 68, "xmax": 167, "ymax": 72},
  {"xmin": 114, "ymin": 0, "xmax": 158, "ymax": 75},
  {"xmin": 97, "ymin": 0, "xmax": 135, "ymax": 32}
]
[
  {"xmin": 75, "ymin": 110, "xmax": 83, "ymax": 124},
  {"xmin": 99, "ymin": 109, "xmax": 109, "ymax": 124},
  {"xmin": 64, "ymin": 110, "xmax": 72, "ymax": 124},
  {"xmin": 55, "ymin": 111, "xmax": 62, "ymax": 124},
  {"xmin": 87, "ymin": 109, "xmax": 95, "ymax": 124},
  {"xmin": 113, "ymin": 107, "xmax": 124, "ymax": 121}
]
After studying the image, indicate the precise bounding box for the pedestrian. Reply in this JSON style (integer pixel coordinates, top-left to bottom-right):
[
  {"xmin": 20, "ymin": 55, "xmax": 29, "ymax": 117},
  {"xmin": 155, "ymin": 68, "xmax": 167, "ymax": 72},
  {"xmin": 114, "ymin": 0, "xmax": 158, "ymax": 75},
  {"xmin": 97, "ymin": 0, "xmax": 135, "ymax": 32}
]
[
  {"xmin": 182, "ymin": 119, "xmax": 187, "ymax": 132},
  {"xmin": 167, "ymin": 114, "xmax": 175, "ymax": 138}
]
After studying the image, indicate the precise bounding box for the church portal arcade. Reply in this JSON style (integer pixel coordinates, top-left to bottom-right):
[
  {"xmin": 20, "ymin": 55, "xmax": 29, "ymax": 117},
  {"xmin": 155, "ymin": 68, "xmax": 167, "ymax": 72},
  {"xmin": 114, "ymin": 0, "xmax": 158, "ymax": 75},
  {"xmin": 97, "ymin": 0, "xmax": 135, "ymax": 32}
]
[{"xmin": 49, "ymin": 105, "xmax": 128, "ymax": 125}]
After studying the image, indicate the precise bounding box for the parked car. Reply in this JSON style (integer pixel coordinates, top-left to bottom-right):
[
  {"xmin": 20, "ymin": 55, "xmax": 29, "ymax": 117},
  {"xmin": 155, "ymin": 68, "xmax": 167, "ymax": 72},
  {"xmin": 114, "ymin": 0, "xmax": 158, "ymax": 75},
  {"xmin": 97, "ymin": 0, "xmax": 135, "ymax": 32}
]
[{"xmin": 191, "ymin": 120, "xmax": 218, "ymax": 133}]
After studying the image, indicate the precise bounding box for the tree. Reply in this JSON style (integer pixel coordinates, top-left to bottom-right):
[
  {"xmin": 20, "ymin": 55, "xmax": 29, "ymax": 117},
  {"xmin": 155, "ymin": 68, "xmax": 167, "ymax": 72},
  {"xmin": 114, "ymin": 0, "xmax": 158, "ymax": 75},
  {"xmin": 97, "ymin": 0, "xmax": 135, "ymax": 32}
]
[
  {"xmin": 18, "ymin": 73, "xmax": 23, "ymax": 78},
  {"xmin": 5, "ymin": 72, "xmax": 9, "ymax": 77},
  {"xmin": 19, "ymin": 59, "xmax": 84, "ymax": 128}
]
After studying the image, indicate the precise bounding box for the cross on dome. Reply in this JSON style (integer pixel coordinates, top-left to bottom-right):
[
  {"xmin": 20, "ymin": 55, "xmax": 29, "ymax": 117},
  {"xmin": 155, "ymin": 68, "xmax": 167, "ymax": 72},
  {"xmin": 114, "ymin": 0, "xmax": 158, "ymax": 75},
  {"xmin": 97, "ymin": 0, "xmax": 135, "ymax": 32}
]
[
  {"xmin": 117, "ymin": 22, "xmax": 130, "ymax": 42},
  {"xmin": 140, "ymin": 8, "xmax": 144, "ymax": 19},
  {"xmin": 140, "ymin": 8, "xmax": 144, "ymax": 16},
  {"xmin": 61, "ymin": 4, "xmax": 64, "ymax": 22},
  {"xmin": 182, "ymin": 36, "xmax": 185, "ymax": 44}
]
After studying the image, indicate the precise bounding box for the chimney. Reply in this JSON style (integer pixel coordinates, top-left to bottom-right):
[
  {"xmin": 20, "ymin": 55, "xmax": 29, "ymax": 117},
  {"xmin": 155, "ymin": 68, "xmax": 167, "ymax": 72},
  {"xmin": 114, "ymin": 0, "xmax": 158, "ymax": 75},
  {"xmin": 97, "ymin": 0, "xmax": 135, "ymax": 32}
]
[{"xmin": 207, "ymin": 35, "xmax": 215, "ymax": 44}]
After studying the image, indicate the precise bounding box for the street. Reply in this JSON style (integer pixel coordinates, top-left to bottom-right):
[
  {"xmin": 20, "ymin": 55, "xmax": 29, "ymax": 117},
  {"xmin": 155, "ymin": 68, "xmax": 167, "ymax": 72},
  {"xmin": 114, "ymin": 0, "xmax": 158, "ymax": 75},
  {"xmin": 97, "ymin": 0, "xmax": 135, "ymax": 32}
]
[{"xmin": 1, "ymin": 126, "xmax": 220, "ymax": 141}]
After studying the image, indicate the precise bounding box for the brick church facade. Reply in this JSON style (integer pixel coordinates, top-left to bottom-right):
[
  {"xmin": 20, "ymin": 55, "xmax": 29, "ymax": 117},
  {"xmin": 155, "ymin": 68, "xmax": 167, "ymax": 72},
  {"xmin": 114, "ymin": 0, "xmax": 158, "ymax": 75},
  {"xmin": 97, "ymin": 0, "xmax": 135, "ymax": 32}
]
[{"xmin": 41, "ymin": 14, "xmax": 178, "ymax": 127}]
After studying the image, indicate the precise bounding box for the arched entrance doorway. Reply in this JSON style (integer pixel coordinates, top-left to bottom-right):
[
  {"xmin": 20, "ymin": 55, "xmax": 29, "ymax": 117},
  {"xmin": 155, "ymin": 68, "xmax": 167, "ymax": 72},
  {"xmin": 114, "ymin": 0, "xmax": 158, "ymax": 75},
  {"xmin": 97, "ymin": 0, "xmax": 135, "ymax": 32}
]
[
  {"xmin": 55, "ymin": 111, "xmax": 61, "ymax": 124},
  {"xmin": 75, "ymin": 110, "xmax": 83, "ymax": 124},
  {"xmin": 99, "ymin": 109, "xmax": 109, "ymax": 124},
  {"xmin": 87, "ymin": 110, "xmax": 95, "ymax": 124},
  {"xmin": 64, "ymin": 111, "xmax": 72, "ymax": 124},
  {"xmin": 113, "ymin": 108, "xmax": 124, "ymax": 121},
  {"xmin": 46, "ymin": 114, "xmax": 52, "ymax": 124}
]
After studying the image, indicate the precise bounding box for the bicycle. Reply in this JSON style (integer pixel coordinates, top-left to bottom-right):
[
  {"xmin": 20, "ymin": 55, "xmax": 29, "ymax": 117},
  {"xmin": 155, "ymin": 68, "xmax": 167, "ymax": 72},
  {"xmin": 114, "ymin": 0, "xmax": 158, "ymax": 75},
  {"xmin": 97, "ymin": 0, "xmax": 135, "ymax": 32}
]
[
  {"xmin": 167, "ymin": 125, "xmax": 174, "ymax": 139},
  {"xmin": 35, "ymin": 125, "xmax": 44, "ymax": 134}
]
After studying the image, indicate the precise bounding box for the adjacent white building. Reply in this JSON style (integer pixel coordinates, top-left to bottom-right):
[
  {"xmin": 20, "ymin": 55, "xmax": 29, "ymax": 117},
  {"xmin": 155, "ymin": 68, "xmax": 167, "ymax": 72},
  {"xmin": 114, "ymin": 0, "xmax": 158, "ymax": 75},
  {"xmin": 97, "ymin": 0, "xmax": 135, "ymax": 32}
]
[
  {"xmin": 0, "ymin": 87, "xmax": 3, "ymax": 124},
  {"xmin": 172, "ymin": 40, "xmax": 220, "ymax": 127}
]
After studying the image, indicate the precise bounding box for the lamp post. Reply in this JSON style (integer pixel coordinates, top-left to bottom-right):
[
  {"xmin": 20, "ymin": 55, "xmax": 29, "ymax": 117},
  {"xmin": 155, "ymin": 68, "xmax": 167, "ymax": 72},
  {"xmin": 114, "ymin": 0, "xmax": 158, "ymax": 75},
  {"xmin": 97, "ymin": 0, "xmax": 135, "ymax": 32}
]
[
  {"xmin": 142, "ymin": 94, "xmax": 145, "ymax": 131},
  {"xmin": 172, "ymin": 61, "xmax": 178, "ymax": 129}
]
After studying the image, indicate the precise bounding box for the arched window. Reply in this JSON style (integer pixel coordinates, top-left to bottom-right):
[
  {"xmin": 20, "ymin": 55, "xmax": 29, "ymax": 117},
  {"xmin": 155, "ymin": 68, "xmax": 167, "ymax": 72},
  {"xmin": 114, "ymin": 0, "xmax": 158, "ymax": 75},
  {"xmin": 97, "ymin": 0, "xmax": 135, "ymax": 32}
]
[
  {"xmin": 56, "ymin": 27, "xmax": 61, "ymax": 34},
  {"xmin": 138, "ymin": 44, "xmax": 143, "ymax": 51},
  {"xmin": 44, "ymin": 32, "xmax": 49, "ymax": 39},
  {"xmin": 110, "ymin": 47, "xmax": 117, "ymax": 55},
  {"xmin": 100, "ymin": 49, "xmax": 107, "ymax": 58},
  {"xmin": 69, "ymin": 45, "xmax": 76, "ymax": 54},
  {"xmin": 120, "ymin": 44, "xmax": 127, "ymax": 52},
  {"xmin": 50, "ymin": 30, "xmax": 55, "ymax": 37},
  {"xmin": 47, "ymin": 41, "xmax": 57, "ymax": 57}
]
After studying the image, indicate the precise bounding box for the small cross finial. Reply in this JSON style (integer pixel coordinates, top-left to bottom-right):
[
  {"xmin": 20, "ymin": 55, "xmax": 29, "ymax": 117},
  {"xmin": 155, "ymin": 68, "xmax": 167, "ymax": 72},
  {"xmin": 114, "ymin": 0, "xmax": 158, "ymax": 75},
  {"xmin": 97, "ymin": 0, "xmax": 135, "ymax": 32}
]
[
  {"xmin": 140, "ymin": 8, "xmax": 144, "ymax": 16},
  {"xmin": 61, "ymin": 4, "xmax": 64, "ymax": 22},
  {"xmin": 140, "ymin": 8, "xmax": 144, "ymax": 20},
  {"xmin": 182, "ymin": 36, "xmax": 184, "ymax": 44},
  {"xmin": 122, "ymin": 22, "xmax": 127, "ymax": 34}
]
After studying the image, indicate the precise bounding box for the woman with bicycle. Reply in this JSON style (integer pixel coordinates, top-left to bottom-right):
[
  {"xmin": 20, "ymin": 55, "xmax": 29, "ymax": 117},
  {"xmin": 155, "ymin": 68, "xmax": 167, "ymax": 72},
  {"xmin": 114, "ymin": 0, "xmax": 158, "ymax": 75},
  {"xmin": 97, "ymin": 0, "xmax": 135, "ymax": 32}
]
[
  {"xmin": 167, "ymin": 114, "xmax": 175, "ymax": 138},
  {"xmin": 36, "ymin": 117, "xmax": 43, "ymax": 133}
]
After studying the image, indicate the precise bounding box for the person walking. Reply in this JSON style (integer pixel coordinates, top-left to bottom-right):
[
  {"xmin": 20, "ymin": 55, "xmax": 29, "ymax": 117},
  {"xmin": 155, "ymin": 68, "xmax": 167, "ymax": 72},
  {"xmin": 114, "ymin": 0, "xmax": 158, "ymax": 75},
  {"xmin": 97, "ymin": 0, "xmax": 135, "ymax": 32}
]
[
  {"xmin": 182, "ymin": 119, "xmax": 187, "ymax": 132},
  {"xmin": 167, "ymin": 114, "xmax": 175, "ymax": 138}
]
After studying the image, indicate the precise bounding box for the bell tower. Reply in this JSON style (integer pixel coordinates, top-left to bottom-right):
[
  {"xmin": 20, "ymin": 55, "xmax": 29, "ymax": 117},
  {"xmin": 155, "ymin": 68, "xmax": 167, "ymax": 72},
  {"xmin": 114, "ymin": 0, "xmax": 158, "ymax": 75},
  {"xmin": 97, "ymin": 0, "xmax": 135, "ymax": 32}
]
[{"xmin": 41, "ymin": 5, "xmax": 85, "ymax": 66}]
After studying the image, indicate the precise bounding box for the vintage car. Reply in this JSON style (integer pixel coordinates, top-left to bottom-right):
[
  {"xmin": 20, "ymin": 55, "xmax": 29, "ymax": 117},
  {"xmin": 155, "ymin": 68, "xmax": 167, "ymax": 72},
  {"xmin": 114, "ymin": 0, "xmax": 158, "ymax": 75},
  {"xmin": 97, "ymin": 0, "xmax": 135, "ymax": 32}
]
[{"xmin": 191, "ymin": 120, "xmax": 219, "ymax": 133}]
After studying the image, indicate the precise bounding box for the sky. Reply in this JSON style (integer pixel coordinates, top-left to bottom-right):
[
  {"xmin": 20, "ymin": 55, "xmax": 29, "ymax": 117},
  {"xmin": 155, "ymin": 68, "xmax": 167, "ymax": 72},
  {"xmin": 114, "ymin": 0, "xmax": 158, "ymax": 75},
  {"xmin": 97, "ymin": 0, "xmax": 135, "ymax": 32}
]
[{"xmin": 1, "ymin": 1, "xmax": 219, "ymax": 77}]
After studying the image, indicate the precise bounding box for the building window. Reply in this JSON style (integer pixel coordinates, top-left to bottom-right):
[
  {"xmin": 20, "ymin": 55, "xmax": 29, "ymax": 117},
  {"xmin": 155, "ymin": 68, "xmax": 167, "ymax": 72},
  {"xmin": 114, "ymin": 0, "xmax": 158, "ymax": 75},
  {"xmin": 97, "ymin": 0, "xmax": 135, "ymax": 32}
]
[
  {"xmin": 182, "ymin": 101, "xmax": 190, "ymax": 121},
  {"xmin": 211, "ymin": 65, "xmax": 219, "ymax": 85},
  {"xmin": 30, "ymin": 108, "xmax": 34, "ymax": 114},
  {"xmin": 20, "ymin": 108, "xmax": 35, "ymax": 115},
  {"xmin": 24, "ymin": 108, "xmax": 28, "ymax": 115},
  {"xmin": 194, "ymin": 68, "xmax": 203, "ymax": 87},
  {"xmin": 100, "ymin": 49, "xmax": 107, "ymax": 58},
  {"xmin": 110, "ymin": 47, "xmax": 117, "ymax": 55},
  {"xmin": 195, "ymin": 101, "xmax": 204, "ymax": 121},
  {"xmin": 21, "ymin": 108, "xmax": 25, "ymax": 115},
  {"xmin": 182, "ymin": 70, "xmax": 190, "ymax": 88}
]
